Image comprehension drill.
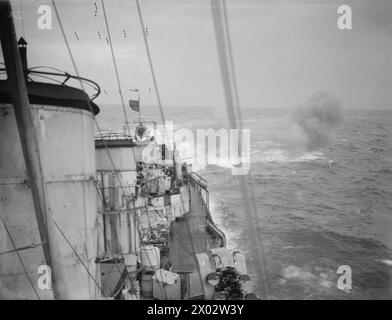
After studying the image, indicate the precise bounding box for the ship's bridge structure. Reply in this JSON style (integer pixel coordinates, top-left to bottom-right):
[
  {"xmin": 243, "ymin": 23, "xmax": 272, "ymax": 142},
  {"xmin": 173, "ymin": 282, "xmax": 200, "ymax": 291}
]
[{"xmin": 0, "ymin": 38, "xmax": 101, "ymax": 299}]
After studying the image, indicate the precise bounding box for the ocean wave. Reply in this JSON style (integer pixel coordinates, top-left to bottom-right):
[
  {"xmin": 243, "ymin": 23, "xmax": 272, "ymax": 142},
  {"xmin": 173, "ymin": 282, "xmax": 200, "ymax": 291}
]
[
  {"xmin": 209, "ymin": 198, "xmax": 242, "ymax": 250},
  {"xmin": 376, "ymin": 168, "xmax": 392, "ymax": 175},
  {"xmin": 251, "ymin": 147, "xmax": 325, "ymax": 163},
  {"xmin": 279, "ymin": 265, "xmax": 335, "ymax": 291},
  {"xmin": 192, "ymin": 113, "xmax": 392, "ymax": 299},
  {"xmin": 355, "ymin": 186, "xmax": 390, "ymax": 198},
  {"xmin": 370, "ymin": 147, "xmax": 385, "ymax": 153},
  {"xmin": 378, "ymin": 259, "xmax": 392, "ymax": 267}
]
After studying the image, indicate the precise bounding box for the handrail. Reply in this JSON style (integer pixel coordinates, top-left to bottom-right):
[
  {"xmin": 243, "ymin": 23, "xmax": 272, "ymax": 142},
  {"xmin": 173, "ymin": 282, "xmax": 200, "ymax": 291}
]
[
  {"xmin": 191, "ymin": 171, "xmax": 207, "ymax": 184},
  {"xmin": 207, "ymin": 219, "xmax": 226, "ymax": 248},
  {"xmin": 188, "ymin": 173, "xmax": 226, "ymax": 247},
  {"xmin": 95, "ymin": 132, "xmax": 132, "ymax": 140},
  {"xmin": 0, "ymin": 65, "xmax": 101, "ymax": 101},
  {"xmin": 189, "ymin": 172, "xmax": 208, "ymax": 190}
]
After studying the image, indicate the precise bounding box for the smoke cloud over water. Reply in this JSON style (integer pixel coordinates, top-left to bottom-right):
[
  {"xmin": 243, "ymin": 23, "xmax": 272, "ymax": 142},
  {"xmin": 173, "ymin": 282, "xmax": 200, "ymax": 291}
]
[{"xmin": 283, "ymin": 92, "xmax": 344, "ymax": 157}]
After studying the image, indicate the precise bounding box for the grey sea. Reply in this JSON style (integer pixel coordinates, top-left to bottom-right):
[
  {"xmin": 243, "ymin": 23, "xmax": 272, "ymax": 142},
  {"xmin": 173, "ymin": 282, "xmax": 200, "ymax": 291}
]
[{"xmin": 98, "ymin": 106, "xmax": 392, "ymax": 299}]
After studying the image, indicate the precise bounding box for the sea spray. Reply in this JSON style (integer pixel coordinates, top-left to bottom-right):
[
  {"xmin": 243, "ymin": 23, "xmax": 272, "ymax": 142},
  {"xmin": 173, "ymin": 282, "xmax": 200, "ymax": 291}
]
[{"xmin": 283, "ymin": 92, "xmax": 344, "ymax": 157}]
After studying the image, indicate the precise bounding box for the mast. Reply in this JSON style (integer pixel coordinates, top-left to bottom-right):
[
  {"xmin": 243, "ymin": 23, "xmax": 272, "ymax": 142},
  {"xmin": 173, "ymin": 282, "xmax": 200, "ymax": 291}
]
[{"xmin": 0, "ymin": 0, "xmax": 55, "ymax": 296}]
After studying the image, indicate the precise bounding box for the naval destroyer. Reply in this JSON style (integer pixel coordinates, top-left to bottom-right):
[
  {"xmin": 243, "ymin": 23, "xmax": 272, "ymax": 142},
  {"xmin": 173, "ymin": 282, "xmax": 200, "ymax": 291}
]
[{"xmin": 0, "ymin": 1, "xmax": 256, "ymax": 300}]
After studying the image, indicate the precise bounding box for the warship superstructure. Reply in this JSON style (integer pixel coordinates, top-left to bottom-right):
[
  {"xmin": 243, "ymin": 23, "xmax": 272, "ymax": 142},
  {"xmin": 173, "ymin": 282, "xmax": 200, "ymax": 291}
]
[{"xmin": 0, "ymin": 1, "xmax": 255, "ymax": 300}]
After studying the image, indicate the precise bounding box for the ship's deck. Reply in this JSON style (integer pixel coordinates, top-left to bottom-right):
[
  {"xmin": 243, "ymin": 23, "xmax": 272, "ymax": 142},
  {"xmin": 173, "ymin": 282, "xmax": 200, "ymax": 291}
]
[{"xmin": 168, "ymin": 182, "xmax": 208, "ymax": 272}]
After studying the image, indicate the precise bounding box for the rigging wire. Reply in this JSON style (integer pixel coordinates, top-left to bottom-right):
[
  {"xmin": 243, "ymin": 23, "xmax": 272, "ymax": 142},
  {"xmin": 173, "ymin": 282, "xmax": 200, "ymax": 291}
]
[
  {"xmin": 94, "ymin": 181, "xmax": 138, "ymax": 297},
  {"xmin": 135, "ymin": 0, "xmax": 165, "ymax": 124},
  {"xmin": 94, "ymin": 4, "xmax": 160, "ymax": 297},
  {"xmin": 0, "ymin": 215, "xmax": 41, "ymax": 300},
  {"xmin": 210, "ymin": 0, "xmax": 270, "ymax": 299},
  {"xmin": 28, "ymin": 65, "xmax": 71, "ymax": 73},
  {"xmin": 97, "ymin": 0, "xmax": 139, "ymax": 173},
  {"xmin": 100, "ymin": 0, "xmax": 131, "ymax": 135},
  {"xmin": 50, "ymin": 0, "xmax": 225, "ymax": 300},
  {"xmin": 50, "ymin": 0, "xmax": 144, "ymax": 298},
  {"xmin": 0, "ymin": 242, "xmax": 45, "ymax": 256},
  {"xmin": 52, "ymin": 219, "xmax": 107, "ymax": 298},
  {"xmin": 221, "ymin": 0, "xmax": 242, "ymax": 130},
  {"xmin": 51, "ymin": 0, "xmax": 133, "ymax": 194},
  {"xmin": 134, "ymin": 1, "xmax": 209, "ymax": 298},
  {"xmin": 95, "ymin": 183, "xmax": 168, "ymax": 298},
  {"xmin": 4, "ymin": 0, "xmax": 268, "ymax": 301},
  {"xmin": 2, "ymin": 0, "xmax": 159, "ymax": 300},
  {"xmin": 52, "ymin": 0, "xmax": 136, "ymax": 222}
]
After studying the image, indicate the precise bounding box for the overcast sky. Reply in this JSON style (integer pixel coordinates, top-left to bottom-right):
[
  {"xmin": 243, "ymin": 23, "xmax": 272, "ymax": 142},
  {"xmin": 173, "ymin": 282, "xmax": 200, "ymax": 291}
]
[{"xmin": 4, "ymin": 0, "xmax": 392, "ymax": 110}]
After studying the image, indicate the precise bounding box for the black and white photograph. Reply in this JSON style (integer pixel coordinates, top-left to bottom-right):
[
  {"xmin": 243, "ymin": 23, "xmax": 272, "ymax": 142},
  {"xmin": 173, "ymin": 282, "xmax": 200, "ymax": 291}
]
[{"xmin": 0, "ymin": 0, "xmax": 391, "ymax": 305}]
